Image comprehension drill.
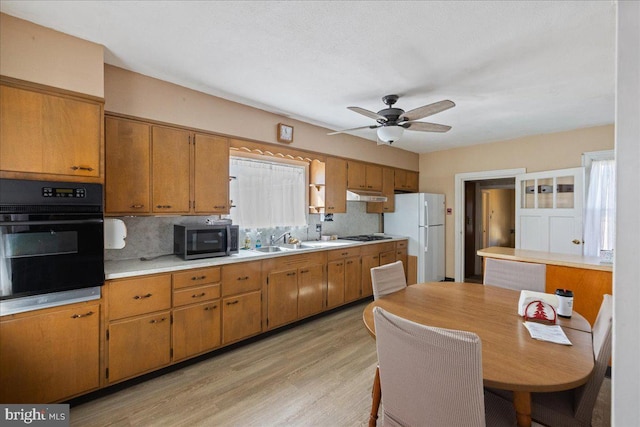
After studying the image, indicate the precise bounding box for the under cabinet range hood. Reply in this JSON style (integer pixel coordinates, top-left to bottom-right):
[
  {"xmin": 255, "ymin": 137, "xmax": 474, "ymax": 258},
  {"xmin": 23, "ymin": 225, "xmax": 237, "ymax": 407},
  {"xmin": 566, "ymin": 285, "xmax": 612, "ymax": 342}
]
[{"xmin": 346, "ymin": 189, "xmax": 388, "ymax": 202}]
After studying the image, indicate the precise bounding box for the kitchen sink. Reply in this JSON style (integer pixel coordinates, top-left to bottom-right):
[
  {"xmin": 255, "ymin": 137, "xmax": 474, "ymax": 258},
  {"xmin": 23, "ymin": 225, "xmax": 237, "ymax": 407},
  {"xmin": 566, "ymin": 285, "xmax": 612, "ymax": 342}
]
[
  {"xmin": 254, "ymin": 246, "xmax": 284, "ymax": 253},
  {"xmin": 279, "ymin": 243, "xmax": 313, "ymax": 250},
  {"xmin": 252, "ymin": 243, "xmax": 314, "ymax": 253}
]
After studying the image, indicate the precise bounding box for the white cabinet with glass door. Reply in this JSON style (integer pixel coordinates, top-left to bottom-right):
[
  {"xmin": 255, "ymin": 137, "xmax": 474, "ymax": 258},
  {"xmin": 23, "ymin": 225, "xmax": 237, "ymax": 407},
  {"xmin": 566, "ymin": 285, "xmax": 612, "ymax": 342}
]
[{"xmin": 515, "ymin": 167, "xmax": 584, "ymax": 255}]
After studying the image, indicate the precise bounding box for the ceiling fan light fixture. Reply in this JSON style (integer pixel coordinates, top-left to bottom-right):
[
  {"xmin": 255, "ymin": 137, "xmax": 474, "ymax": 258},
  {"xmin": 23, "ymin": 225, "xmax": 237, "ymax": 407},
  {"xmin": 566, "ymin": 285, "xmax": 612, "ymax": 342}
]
[{"xmin": 377, "ymin": 125, "xmax": 404, "ymax": 144}]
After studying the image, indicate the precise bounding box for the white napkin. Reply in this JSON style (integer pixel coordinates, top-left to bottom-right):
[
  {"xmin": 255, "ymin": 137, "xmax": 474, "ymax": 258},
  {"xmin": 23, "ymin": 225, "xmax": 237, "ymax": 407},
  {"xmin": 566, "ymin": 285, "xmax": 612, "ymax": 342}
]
[{"xmin": 518, "ymin": 290, "xmax": 559, "ymax": 316}]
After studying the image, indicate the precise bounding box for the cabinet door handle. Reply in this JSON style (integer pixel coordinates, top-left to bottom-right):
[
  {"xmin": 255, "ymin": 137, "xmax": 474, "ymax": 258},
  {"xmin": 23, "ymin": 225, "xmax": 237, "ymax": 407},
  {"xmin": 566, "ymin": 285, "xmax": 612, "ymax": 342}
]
[
  {"xmin": 133, "ymin": 293, "xmax": 152, "ymax": 299},
  {"xmin": 226, "ymin": 300, "xmax": 239, "ymax": 305},
  {"xmin": 130, "ymin": 204, "xmax": 145, "ymax": 209},
  {"xmin": 191, "ymin": 275, "xmax": 207, "ymax": 281},
  {"xmin": 71, "ymin": 311, "xmax": 94, "ymax": 319},
  {"xmin": 300, "ymin": 269, "xmax": 309, "ymax": 274},
  {"xmin": 70, "ymin": 165, "xmax": 95, "ymax": 171},
  {"xmin": 213, "ymin": 205, "xmax": 227, "ymax": 209},
  {"xmin": 204, "ymin": 305, "xmax": 218, "ymax": 311},
  {"xmin": 192, "ymin": 292, "xmax": 207, "ymax": 298},
  {"xmin": 286, "ymin": 272, "xmax": 296, "ymax": 276},
  {"xmin": 341, "ymin": 252, "xmax": 349, "ymax": 256},
  {"xmin": 156, "ymin": 205, "xmax": 172, "ymax": 209},
  {"xmin": 149, "ymin": 317, "xmax": 167, "ymax": 324},
  {"xmin": 237, "ymin": 276, "xmax": 249, "ymax": 281},
  {"xmin": 572, "ymin": 239, "xmax": 582, "ymax": 245}
]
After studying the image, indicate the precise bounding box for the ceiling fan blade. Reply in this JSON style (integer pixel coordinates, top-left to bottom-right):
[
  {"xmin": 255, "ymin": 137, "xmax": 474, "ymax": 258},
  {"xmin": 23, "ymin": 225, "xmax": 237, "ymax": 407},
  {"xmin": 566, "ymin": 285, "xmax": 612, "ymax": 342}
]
[
  {"xmin": 347, "ymin": 106, "xmax": 388, "ymax": 122},
  {"xmin": 398, "ymin": 100, "xmax": 455, "ymax": 122},
  {"xmin": 402, "ymin": 121, "xmax": 452, "ymax": 133},
  {"xmin": 327, "ymin": 125, "xmax": 380, "ymax": 135}
]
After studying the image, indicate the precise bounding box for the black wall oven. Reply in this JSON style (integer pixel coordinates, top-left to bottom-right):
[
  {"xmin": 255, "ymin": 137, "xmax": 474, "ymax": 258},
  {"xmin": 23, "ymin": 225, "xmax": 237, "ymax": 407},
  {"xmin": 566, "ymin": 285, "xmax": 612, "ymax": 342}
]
[{"xmin": 0, "ymin": 179, "xmax": 104, "ymax": 314}]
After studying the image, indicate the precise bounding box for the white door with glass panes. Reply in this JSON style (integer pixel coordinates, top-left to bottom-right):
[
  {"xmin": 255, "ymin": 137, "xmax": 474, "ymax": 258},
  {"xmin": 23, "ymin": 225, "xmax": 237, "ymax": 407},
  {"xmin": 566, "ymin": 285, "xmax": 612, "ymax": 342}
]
[{"xmin": 515, "ymin": 167, "xmax": 584, "ymax": 255}]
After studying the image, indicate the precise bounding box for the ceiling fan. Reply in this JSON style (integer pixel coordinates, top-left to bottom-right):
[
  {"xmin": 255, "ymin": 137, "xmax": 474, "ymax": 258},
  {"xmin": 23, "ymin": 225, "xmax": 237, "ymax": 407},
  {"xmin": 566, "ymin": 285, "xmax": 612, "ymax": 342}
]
[{"xmin": 328, "ymin": 95, "xmax": 455, "ymax": 145}]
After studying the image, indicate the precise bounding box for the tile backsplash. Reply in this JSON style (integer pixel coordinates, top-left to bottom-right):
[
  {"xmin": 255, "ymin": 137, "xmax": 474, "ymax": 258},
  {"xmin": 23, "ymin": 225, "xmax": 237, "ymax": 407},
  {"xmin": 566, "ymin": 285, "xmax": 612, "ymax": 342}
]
[{"xmin": 105, "ymin": 201, "xmax": 381, "ymax": 261}]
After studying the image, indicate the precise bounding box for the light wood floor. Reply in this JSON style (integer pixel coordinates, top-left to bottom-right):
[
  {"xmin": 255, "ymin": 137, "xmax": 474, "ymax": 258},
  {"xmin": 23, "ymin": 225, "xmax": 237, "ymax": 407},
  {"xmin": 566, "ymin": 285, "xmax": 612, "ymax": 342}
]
[{"xmin": 70, "ymin": 301, "xmax": 610, "ymax": 426}]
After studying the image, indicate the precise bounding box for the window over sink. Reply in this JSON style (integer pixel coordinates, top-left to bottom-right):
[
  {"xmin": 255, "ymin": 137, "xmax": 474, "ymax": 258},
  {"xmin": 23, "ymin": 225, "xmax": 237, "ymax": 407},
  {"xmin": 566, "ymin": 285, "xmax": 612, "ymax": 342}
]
[{"xmin": 229, "ymin": 155, "xmax": 307, "ymax": 229}]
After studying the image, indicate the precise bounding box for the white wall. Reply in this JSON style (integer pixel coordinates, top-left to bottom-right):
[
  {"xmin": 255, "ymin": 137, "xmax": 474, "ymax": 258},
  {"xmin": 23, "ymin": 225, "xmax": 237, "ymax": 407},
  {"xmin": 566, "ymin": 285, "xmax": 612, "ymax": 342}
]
[{"xmin": 612, "ymin": 1, "xmax": 640, "ymax": 424}]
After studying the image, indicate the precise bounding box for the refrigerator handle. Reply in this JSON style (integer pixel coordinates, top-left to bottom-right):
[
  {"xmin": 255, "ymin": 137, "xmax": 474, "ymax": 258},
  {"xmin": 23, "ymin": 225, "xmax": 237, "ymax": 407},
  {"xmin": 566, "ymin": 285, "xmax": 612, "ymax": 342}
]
[
  {"xmin": 424, "ymin": 226, "xmax": 429, "ymax": 252},
  {"xmin": 424, "ymin": 200, "xmax": 429, "ymax": 227}
]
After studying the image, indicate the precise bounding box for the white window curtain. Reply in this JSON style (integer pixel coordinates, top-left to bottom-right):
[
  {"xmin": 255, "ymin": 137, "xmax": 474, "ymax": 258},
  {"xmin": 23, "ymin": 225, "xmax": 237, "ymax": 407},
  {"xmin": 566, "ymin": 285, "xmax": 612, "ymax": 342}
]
[
  {"xmin": 229, "ymin": 157, "xmax": 307, "ymax": 229},
  {"xmin": 584, "ymin": 159, "xmax": 616, "ymax": 256}
]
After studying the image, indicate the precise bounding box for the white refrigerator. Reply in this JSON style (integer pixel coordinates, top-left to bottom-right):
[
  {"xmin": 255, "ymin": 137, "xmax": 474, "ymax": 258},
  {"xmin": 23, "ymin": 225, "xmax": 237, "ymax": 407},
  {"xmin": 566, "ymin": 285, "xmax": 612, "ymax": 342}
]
[{"xmin": 384, "ymin": 193, "xmax": 445, "ymax": 283}]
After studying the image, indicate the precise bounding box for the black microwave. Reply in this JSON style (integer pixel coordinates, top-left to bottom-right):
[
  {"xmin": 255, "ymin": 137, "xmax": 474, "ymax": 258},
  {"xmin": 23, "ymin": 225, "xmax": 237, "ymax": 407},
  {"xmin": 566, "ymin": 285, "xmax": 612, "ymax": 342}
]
[{"xmin": 174, "ymin": 224, "xmax": 239, "ymax": 260}]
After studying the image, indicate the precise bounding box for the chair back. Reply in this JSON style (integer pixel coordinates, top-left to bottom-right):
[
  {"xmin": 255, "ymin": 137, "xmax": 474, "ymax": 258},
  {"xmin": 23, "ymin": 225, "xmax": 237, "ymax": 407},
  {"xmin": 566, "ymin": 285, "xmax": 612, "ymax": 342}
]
[
  {"xmin": 370, "ymin": 260, "xmax": 406, "ymax": 300},
  {"xmin": 483, "ymin": 258, "xmax": 546, "ymax": 292},
  {"xmin": 574, "ymin": 294, "xmax": 613, "ymax": 422},
  {"xmin": 373, "ymin": 307, "xmax": 486, "ymax": 427}
]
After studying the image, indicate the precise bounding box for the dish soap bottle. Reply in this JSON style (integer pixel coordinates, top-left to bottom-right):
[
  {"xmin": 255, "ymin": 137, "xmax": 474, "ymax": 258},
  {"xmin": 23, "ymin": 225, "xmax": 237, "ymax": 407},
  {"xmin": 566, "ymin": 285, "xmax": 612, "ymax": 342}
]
[
  {"xmin": 255, "ymin": 233, "xmax": 262, "ymax": 249},
  {"xmin": 244, "ymin": 235, "xmax": 251, "ymax": 250}
]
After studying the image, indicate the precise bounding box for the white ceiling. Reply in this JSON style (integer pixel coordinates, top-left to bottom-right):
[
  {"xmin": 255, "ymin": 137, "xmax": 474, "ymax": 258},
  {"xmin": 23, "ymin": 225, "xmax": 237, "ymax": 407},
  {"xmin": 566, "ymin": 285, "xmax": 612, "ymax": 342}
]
[{"xmin": 0, "ymin": 1, "xmax": 616, "ymax": 154}]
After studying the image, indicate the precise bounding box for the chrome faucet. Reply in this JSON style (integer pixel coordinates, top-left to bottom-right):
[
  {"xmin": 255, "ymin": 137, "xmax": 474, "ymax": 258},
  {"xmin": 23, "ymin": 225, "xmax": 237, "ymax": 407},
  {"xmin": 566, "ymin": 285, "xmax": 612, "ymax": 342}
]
[{"xmin": 270, "ymin": 231, "xmax": 290, "ymax": 246}]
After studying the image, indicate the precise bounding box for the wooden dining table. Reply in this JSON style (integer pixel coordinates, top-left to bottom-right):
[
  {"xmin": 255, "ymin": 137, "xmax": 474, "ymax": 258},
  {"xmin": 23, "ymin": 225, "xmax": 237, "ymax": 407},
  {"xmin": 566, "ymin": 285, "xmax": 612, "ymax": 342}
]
[{"xmin": 362, "ymin": 282, "xmax": 595, "ymax": 427}]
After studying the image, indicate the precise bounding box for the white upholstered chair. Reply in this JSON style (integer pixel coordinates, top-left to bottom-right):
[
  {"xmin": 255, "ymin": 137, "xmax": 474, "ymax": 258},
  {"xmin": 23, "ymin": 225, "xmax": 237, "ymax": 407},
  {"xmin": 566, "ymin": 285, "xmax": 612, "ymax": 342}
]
[
  {"xmin": 373, "ymin": 307, "xmax": 517, "ymax": 427},
  {"xmin": 491, "ymin": 294, "xmax": 612, "ymax": 427},
  {"xmin": 370, "ymin": 260, "xmax": 406, "ymax": 300},
  {"xmin": 483, "ymin": 257, "xmax": 546, "ymax": 292},
  {"xmin": 369, "ymin": 261, "xmax": 408, "ymax": 426}
]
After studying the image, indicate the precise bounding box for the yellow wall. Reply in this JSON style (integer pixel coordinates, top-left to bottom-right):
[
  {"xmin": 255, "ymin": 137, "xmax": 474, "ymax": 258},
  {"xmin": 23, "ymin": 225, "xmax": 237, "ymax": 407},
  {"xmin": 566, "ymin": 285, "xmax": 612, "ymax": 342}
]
[
  {"xmin": 104, "ymin": 65, "xmax": 418, "ymax": 170},
  {"xmin": 419, "ymin": 124, "xmax": 614, "ymax": 277},
  {"xmin": 0, "ymin": 13, "xmax": 104, "ymax": 97}
]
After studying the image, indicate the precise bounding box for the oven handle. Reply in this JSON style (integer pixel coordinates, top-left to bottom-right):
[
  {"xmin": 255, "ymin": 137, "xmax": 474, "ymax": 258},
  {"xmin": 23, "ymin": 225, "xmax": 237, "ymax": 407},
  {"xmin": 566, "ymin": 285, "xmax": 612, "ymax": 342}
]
[{"xmin": 0, "ymin": 219, "xmax": 104, "ymax": 226}]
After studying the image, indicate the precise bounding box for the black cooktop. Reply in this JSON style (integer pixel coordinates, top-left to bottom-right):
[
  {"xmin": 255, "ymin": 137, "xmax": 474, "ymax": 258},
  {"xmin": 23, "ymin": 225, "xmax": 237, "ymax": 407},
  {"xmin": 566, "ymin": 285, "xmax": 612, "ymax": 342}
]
[{"xmin": 340, "ymin": 235, "xmax": 391, "ymax": 241}]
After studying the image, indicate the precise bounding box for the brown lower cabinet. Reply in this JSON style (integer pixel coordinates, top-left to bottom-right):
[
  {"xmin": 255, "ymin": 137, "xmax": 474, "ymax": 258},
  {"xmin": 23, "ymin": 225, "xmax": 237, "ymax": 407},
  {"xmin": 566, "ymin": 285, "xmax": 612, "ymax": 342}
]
[
  {"xmin": 264, "ymin": 252, "xmax": 326, "ymax": 329},
  {"xmin": 105, "ymin": 274, "xmax": 172, "ymax": 384},
  {"xmin": 222, "ymin": 291, "xmax": 262, "ymax": 344},
  {"xmin": 173, "ymin": 302, "xmax": 221, "ymax": 361},
  {"xmin": 172, "ymin": 267, "xmax": 222, "ymax": 361},
  {"xmin": 0, "ymin": 302, "xmax": 100, "ymax": 403},
  {"xmin": 327, "ymin": 247, "xmax": 362, "ymax": 307},
  {"xmin": 107, "ymin": 311, "xmax": 171, "ymax": 383},
  {"xmin": 361, "ymin": 253, "xmax": 380, "ymax": 297},
  {"xmin": 3, "ymin": 240, "xmax": 409, "ymax": 403}
]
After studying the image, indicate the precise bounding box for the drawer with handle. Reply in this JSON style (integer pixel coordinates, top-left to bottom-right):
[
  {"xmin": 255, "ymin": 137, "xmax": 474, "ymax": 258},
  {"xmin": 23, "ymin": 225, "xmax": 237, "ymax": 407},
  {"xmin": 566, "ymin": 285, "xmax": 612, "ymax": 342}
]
[
  {"xmin": 107, "ymin": 274, "xmax": 171, "ymax": 321},
  {"xmin": 327, "ymin": 246, "xmax": 361, "ymax": 261},
  {"xmin": 173, "ymin": 267, "xmax": 221, "ymax": 290},
  {"xmin": 222, "ymin": 261, "xmax": 262, "ymax": 296},
  {"xmin": 173, "ymin": 284, "xmax": 221, "ymax": 308}
]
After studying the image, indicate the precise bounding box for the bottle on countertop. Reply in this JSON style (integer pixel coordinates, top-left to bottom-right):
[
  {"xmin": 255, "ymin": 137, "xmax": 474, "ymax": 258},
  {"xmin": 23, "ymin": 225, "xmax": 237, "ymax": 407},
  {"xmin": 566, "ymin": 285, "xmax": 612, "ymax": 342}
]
[
  {"xmin": 244, "ymin": 235, "xmax": 251, "ymax": 250},
  {"xmin": 255, "ymin": 233, "xmax": 262, "ymax": 249}
]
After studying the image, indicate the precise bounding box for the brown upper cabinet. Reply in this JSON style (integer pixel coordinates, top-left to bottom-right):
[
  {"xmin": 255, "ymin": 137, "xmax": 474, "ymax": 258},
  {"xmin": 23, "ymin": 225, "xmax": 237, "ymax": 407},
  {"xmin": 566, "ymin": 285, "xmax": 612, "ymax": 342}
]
[
  {"xmin": 367, "ymin": 167, "xmax": 396, "ymax": 213},
  {"xmin": 325, "ymin": 157, "xmax": 347, "ymax": 214},
  {"xmin": 152, "ymin": 126, "xmax": 191, "ymax": 214},
  {"xmin": 105, "ymin": 115, "xmax": 230, "ymax": 216},
  {"xmin": 0, "ymin": 78, "xmax": 103, "ymax": 183},
  {"xmin": 105, "ymin": 117, "xmax": 151, "ymax": 213},
  {"xmin": 347, "ymin": 161, "xmax": 382, "ymax": 191},
  {"xmin": 193, "ymin": 133, "xmax": 230, "ymax": 214},
  {"xmin": 394, "ymin": 169, "xmax": 419, "ymax": 192}
]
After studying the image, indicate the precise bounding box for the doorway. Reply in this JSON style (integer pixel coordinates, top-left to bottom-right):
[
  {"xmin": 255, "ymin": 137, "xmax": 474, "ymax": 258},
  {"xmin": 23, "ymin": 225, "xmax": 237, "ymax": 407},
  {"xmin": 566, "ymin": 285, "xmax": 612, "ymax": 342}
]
[
  {"xmin": 464, "ymin": 179, "xmax": 516, "ymax": 283},
  {"xmin": 454, "ymin": 168, "xmax": 525, "ymax": 282}
]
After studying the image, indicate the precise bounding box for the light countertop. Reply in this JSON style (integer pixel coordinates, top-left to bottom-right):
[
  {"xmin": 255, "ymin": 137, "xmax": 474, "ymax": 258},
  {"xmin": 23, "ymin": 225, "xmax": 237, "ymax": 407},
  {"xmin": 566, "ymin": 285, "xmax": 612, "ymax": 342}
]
[
  {"xmin": 105, "ymin": 237, "xmax": 406, "ymax": 280},
  {"xmin": 477, "ymin": 246, "xmax": 613, "ymax": 272}
]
